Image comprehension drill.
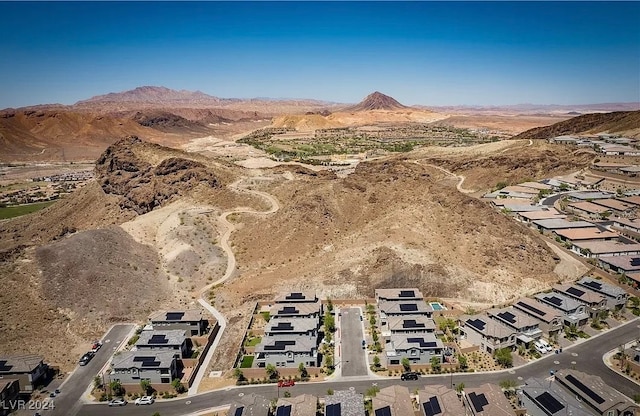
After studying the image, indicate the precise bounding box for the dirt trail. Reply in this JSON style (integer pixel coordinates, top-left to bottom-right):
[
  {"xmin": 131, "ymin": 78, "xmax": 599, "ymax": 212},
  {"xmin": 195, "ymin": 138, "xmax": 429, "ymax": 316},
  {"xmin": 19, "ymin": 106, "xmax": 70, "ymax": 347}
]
[{"xmin": 414, "ymin": 160, "xmax": 475, "ymax": 194}]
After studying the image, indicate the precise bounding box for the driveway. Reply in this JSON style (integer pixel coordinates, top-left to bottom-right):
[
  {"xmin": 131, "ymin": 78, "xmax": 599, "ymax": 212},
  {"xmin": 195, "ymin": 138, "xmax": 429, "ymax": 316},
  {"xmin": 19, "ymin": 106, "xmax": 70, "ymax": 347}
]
[
  {"xmin": 48, "ymin": 324, "xmax": 135, "ymax": 416},
  {"xmin": 339, "ymin": 308, "xmax": 368, "ymax": 377}
]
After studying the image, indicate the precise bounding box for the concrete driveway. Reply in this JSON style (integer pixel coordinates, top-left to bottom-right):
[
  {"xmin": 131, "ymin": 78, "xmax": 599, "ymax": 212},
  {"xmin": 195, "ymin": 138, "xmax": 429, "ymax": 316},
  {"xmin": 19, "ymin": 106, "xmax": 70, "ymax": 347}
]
[{"xmin": 339, "ymin": 308, "xmax": 368, "ymax": 377}]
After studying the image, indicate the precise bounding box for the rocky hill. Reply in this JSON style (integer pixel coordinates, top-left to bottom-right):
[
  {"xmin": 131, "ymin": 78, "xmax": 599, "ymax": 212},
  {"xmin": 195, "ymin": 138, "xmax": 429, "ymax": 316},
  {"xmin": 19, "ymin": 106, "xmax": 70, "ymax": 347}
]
[
  {"xmin": 512, "ymin": 110, "xmax": 640, "ymax": 139},
  {"xmin": 344, "ymin": 91, "xmax": 409, "ymax": 112},
  {"xmin": 75, "ymin": 85, "xmax": 232, "ymax": 107}
]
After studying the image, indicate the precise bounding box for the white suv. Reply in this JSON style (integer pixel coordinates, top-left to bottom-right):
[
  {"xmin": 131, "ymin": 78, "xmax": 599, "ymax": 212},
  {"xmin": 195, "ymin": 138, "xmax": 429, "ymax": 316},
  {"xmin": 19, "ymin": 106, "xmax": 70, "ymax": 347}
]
[
  {"xmin": 134, "ymin": 396, "xmax": 154, "ymax": 405},
  {"xmin": 539, "ymin": 339, "xmax": 553, "ymax": 353},
  {"xmin": 533, "ymin": 341, "xmax": 547, "ymax": 354}
]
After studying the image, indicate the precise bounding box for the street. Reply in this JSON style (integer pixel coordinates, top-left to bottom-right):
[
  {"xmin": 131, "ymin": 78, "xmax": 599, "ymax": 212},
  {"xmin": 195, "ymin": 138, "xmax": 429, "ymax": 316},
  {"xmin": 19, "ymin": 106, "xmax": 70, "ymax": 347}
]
[
  {"xmin": 49, "ymin": 324, "xmax": 134, "ymax": 416},
  {"xmin": 339, "ymin": 308, "xmax": 368, "ymax": 377},
  {"xmin": 74, "ymin": 318, "xmax": 640, "ymax": 416}
]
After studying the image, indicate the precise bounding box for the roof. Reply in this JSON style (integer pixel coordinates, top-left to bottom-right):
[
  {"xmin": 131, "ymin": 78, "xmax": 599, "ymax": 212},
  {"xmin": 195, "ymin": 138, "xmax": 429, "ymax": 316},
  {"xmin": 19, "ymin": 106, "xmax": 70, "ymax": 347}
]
[
  {"xmin": 487, "ymin": 307, "xmax": 540, "ymax": 330},
  {"xmin": 554, "ymin": 228, "xmax": 619, "ymax": 241},
  {"xmin": 136, "ymin": 330, "xmax": 186, "ymax": 347},
  {"xmin": 618, "ymin": 196, "xmax": 640, "ymax": 207},
  {"xmin": 0, "ymin": 379, "xmax": 19, "ymax": 392},
  {"xmin": 572, "ymin": 240, "xmax": 640, "ymax": 255},
  {"xmin": 325, "ymin": 390, "xmax": 366, "ymax": 416},
  {"xmin": 389, "ymin": 334, "xmax": 444, "ymax": 352},
  {"xmin": 519, "ymin": 209, "xmax": 566, "ymax": 221},
  {"xmin": 111, "ymin": 351, "xmax": 176, "ymax": 370},
  {"xmin": 513, "ymin": 297, "xmax": 562, "ymax": 324},
  {"xmin": 462, "ymin": 315, "xmax": 514, "ymax": 339},
  {"xmin": 553, "ymin": 284, "xmax": 605, "ymax": 305},
  {"xmin": 521, "ymin": 377, "xmax": 594, "ymax": 416},
  {"xmin": 555, "ymin": 369, "xmax": 639, "ymax": 414},
  {"xmin": 535, "ymin": 292, "xmax": 584, "ymax": 313},
  {"xmin": 518, "ymin": 181, "xmax": 553, "ymax": 191},
  {"xmin": 491, "ymin": 198, "xmax": 533, "ymax": 207},
  {"xmin": 418, "ymin": 385, "xmax": 463, "ymax": 416},
  {"xmin": 463, "ymin": 383, "xmax": 513, "ymax": 415},
  {"xmin": 499, "ymin": 185, "xmax": 539, "ymax": 195},
  {"xmin": 592, "ymin": 198, "xmax": 635, "ymax": 212},
  {"xmin": 568, "ymin": 201, "xmax": 610, "ymax": 214},
  {"xmin": 373, "ymin": 385, "xmax": 414, "ymax": 416},
  {"xmin": 229, "ymin": 393, "xmax": 271, "ymax": 416},
  {"xmin": 0, "ymin": 355, "xmax": 44, "ymax": 374},
  {"xmin": 276, "ymin": 394, "xmax": 317, "ymax": 416},
  {"xmin": 149, "ymin": 309, "xmax": 203, "ymax": 323},
  {"xmin": 603, "ymin": 145, "xmax": 640, "ymax": 153},
  {"xmin": 255, "ymin": 335, "xmax": 317, "ymax": 354},
  {"xmin": 619, "ymin": 165, "xmax": 640, "ymax": 173},
  {"xmin": 569, "ymin": 191, "xmax": 614, "ymax": 200},
  {"xmin": 378, "ymin": 300, "xmax": 433, "ymax": 315},
  {"xmin": 532, "ymin": 219, "xmax": 595, "ymax": 230},
  {"xmin": 274, "ymin": 291, "xmax": 317, "ymax": 303},
  {"xmin": 375, "ymin": 288, "xmax": 424, "ymax": 301},
  {"xmin": 270, "ymin": 302, "xmax": 321, "ymax": 317},
  {"xmin": 265, "ymin": 318, "xmax": 318, "ymax": 334},
  {"xmin": 386, "ymin": 316, "xmax": 436, "ymax": 332},
  {"xmin": 613, "ymin": 217, "xmax": 640, "ymax": 230},
  {"xmin": 592, "ymin": 162, "xmax": 632, "ymax": 169},
  {"xmin": 598, "ymin": 255, "xmax": 640, "ymax": 272},
  {"xmin": 577, "ymin": 277, "xmax": 628, "ymax": 298}
]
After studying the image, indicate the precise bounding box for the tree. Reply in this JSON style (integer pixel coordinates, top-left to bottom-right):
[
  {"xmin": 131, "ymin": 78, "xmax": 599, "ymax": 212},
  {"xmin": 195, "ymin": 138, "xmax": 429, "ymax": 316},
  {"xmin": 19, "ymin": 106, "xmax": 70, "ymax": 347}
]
[
  {"xmin": 93, "ymin": 376, "xmax": 103, "ymax": 390},
  {"xmin": 327, "ymin": 388, "xmax": 334, "ymax": 395},
  {"xmin": 457, "ymin": 354, "xmax": 468, "ymax": 370},
  {"xmin": 455, "ymin": 382, "xmax": 465, "ymax": 394},
  {"xmin": 325, "ymin": 354, "xmax": 334, "ymax": 370},
  {"xmin": 401, "ymin": 358, "xmax": 411, "ymax": 372},
  {"xmin": 499, "ymin": 379, "xmax": 518, "ymax": 397},
  {"xmin": 326, "ymin": 298, "xmax": 334, "ymax": 313},
  {"xmin": 109, "ymin": 380, "xmax": 124, "ymax": 397},
  {"xmin": 372, "ymin": 355, "xmax": 381, "ymax": 369},
  {"xmin": 233, "ymin": 368, "xmax": 246, "ymax": 382},
  {"xmin": 283, "ymin": 391, "xmax": 292, "ymax": 398},
  {"xmin": 140, "ymin": 379, "xmax": 152, "ymax": 396},
  {"xmin": 298, "ymin": 362, "xmax": 308, "ymax": 379},
  {"xmin": 324, "ymin": 312, "xmax": 336, "ymax": 333},
  {"xmin": 559, "ymin": 183, "xmax": 569, "ymax": 191},
  {"xmin": 430, "ymin": 356, "xmax": 441, "ymax": 372},
  {"xmin": 494, "ymin": 348, "xmax": 513, "ymax": 368},
  {"xmin": 365, "ymin": 385, "xmax": 380, "ymax": 397},
  {"xmin": 171, "ymin": 378, "xmax": 186, "ymax": 394},
  {"xmin": 265, "ymin": 364, "xmax": 278, "ymax": 380}
]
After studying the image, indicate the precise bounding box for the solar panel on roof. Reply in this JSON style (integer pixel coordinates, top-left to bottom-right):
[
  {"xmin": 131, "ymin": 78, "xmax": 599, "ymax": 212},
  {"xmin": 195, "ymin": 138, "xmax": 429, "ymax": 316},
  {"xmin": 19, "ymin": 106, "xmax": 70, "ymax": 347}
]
[
  {"xmin": 375, "ymin": 406, "xmax": 392, "ymax": 416},
  {"xmin": 165, "ymin": 312, "xmax": 185, "ymax": 321},
  {"xmin": 547, "ymin": 296, "xmax": 564, "ymax": 306},
  {"xmin": 326, "ymin": 403, "xmax": 341, "ymax": 416},
  {"xmin": 582, "ymin": 280, "xmax": 602, "ymax": 290},
  {"xmin": 467, "ymin": 318, "xmax": 486, "ymax": 331},
  {"xmin": 402, "ymin": 319, "xmax": 425, "ymax": 329},
  {"xmin": 497, "ymin": 311, "xmax": 517, "ymax": 324},
  {"xmin": 264, "ymin": 340, "xmax": 296, "ymax": 351},
  {"xmin": 407, "ymin": 338, "xmax": 438, "ymax": 348},
  {"xmin": 276, "ymin": 405, "xmax": 292, "ymax": 416},
  {"xmin": 286, "ymin": 292, "xmax": 304, "ymax": 300},
  {"xmin": 566, "ymin": 287, "xmax": 585, "ymax": 298},
  {"xmin": 536, "ymin": 392, "xmax": 565, "ymax": 414},
  {"xmin": 281, "ymin": 306, "xmax": 298, "ymax": 314},
  {"xmin": 399, "ymin": 290, "xmax": 416, "ymax": 297},
  {"xmin": 565, "ymin": 374, "xmax": 605, "ymax": 404},
  {"xmin": 468, "ymin": 392, "xmax": 489, "ymax": 413},
  {"xmin": 133, "ymin": 356, "xmax": 161, "ymax": 367},
  {"xmin": 399, "ymin": 303, "xmax": 418, "ymax": 312},
  {"xmin": 273, "ymin": 322, "xmax": 294, "ymax": 331},
  {"xmin": 0, "ymin": 360, "xmax": 12, "ymax": 372},
  {"xmin": 234, "ymin": 406, "xmax": 244, "ymax": 416},
  {"xmin": 149, "ymin": 334, "xmax": 169, "ymax": 344},
  {"xmin": 516, "ymin": 301, "xmax": 546, "ymax": 317},
  {"xmin": 423, "ymin": 396, "xmax": 442, "ymax": 416}
]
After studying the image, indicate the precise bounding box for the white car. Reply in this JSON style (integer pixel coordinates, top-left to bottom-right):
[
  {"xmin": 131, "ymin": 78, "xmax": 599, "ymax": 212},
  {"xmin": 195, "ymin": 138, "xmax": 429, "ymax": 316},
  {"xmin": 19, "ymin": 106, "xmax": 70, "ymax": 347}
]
[
  {"xmin": 533, "ymin": 341, "xmax": 547, "ymax": 355},
  {"xmin": 108, "ymin": 398, "xmax": 127, "ymax": 406},
  {"xmin": 539, "ymin": 339, "xmax": 553, "ymax": 353},
  {"xmin": 134, "ymin": 396, "xmax": 154, "ymax": 405}
]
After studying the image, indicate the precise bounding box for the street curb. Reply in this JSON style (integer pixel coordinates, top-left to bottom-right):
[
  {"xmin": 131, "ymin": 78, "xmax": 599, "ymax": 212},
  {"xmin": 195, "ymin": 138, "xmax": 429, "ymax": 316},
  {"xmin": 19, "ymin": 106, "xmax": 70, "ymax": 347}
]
[{"xmin": 601, "ymin": 341, "xmax": 640, "ymax": 388}]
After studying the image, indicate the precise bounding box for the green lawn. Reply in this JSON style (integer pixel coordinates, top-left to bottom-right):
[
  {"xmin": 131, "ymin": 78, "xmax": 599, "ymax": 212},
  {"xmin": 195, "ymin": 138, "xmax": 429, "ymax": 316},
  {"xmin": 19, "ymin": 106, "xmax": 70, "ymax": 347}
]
[
  {"xmin": 244, "ymin": 337, "xmax": 262, "ymax": 347},
  {"xmin": 240, "ymin": 355, "xmax": 254, "ymax": 368},
  {"xmin": 0, "ymin": 201, "xmax": 55, "ymax": 219}
]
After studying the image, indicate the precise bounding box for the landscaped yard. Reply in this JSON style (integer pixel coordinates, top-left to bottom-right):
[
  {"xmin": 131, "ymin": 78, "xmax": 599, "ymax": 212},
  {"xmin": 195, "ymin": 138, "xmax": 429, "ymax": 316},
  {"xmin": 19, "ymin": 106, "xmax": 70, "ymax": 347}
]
[
  {"xmin": 240, "ymin": 355, "xmax": 254, "ymax": 368},
  {"xmin": 0, "ymin": 201, "xmax": 55, "ymax": 219},
  {"xmin": 244, "ymin": 336, "xmax": 262, "ymax": 347}
]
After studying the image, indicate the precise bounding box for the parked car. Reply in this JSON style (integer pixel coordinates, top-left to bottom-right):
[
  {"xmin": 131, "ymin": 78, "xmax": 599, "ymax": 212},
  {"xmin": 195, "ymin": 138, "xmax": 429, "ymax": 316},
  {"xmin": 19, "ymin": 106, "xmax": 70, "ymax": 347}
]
[
  {"xmin": 277, "ymin": 380, "xmax": 295, "ymax": 387},
  {"xmin": 400, "ymin": 372, "xmax": 420, "ymax": 381},
  {"xmin": 134, "ymin": 396, "xmax": 154, "ymax": 405},
  {"xmin": 78, "ymin": 352, "xmax": 94, "ymax": 366},
  {"xmin": 362, "ymin": 339, "xmax": 366, "ymax": 349},
  {"xmin": 539, "ymin": 339, "xmax": 553, "ymax": 353},
  {"xmin": 91, "ymin": 341, "xmax": 103, "ymax": 353},
  {"xmin": 533, "ymin": 341, "xmax": 547, "ymax": 355},
  {"xmin": 108, "ymin": 398, "xmax": 127, "ymax": 406}
]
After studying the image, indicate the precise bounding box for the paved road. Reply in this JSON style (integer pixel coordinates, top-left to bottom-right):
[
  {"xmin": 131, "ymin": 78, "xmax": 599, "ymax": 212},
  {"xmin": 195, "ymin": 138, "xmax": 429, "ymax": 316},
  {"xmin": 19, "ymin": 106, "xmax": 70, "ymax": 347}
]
[
  {"xmin": 50, "ymin": 324, "xmax": 134, "ymax": 416},
  {"xmin": 76, "ymin": 318, "xmax": 640, "ymax": 416},
  {"xmin": 340, "ymin": 308, "xmax": 367, "ymax": 377}
]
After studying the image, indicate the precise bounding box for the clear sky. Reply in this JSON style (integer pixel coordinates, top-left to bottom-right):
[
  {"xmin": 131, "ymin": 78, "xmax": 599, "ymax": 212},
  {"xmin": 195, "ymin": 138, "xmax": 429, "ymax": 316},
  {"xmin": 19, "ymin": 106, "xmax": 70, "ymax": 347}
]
[{"xmin": 1, "ymin": 1, "xmax": 639, "ymax": 108}]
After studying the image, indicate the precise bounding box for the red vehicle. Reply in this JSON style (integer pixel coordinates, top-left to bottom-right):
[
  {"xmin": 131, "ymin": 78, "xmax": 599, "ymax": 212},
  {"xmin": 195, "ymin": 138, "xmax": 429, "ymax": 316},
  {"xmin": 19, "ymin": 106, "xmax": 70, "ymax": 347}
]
[{"xmin": 277, "ymin": 380, "xmax": 295, "ymax": 387}]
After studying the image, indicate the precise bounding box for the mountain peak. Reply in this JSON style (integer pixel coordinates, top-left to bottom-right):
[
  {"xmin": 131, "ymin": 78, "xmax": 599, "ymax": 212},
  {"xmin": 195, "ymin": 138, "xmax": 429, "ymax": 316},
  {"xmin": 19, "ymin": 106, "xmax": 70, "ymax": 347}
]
[
  {"xmin": 75, "ymin": 86, "xmax": 221, "ymax": 105},
  {"xmin": 346, "ymin": 91, "xmax": 408, "ymax": 112}
]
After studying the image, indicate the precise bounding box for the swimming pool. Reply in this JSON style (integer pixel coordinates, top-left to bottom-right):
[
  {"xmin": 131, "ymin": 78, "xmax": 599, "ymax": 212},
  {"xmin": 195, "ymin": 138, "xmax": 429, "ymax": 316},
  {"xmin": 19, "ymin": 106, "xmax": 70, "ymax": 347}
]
[{"xmin": 430, "ymin": 302, "xmax": 447, "ymax": 311}]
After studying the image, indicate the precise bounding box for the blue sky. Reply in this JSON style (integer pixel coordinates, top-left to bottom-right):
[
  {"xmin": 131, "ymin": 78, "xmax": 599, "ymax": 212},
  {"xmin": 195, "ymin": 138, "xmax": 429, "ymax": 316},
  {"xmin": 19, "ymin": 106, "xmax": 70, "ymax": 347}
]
[{"xmin": 1, "ymin": 1, "xmax": 639, "ymax": 108}]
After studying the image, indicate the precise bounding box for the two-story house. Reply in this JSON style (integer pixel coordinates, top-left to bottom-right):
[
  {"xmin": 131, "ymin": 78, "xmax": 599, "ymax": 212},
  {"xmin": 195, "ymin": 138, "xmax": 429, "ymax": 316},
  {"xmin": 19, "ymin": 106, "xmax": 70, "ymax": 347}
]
[
  {"xmin": 0, "ymin": 355, "xmax": 48, "ymax": 393},
  {"xmin": 534, "ymin": 293, "xmax": 589, "ymax": 327},
  {"xmin": 460, "ymin": 315, "xmax": 516, "ymax": 354},
  {"xmin": 375, "ymin": 288, "xmax": 425, "ymax": 303},
  {"xmin": 385, "ymin": 334, "xmax": 444, "ymax": 366},
  {"xmin": 254, "ymin": 336, "xmax": 318, "ymax": 368},
  {"xmin": 0, "ymin": 379, "xmax": 20, "ymax": 416},
  {"xmin": 462, "ymin": 383, "xmax": 515, "ymax": 416},
  {"xmin": 552, "ymin": 284, "xmax": 606, "ymax": 318},
  {"xmin": 149, "ymin": 310, "xmax": 208, "ymax": 336},
  {"xmin": 512, "ymin": 298, "xmax": 563, "ymax": 339},
  {"xmin": 264, "ymin": 319, "xmax": 319, "ymax": 338},
  {"xmin": 577, "ymin": 277, "xmax": 628, "ymax": 310},
  {"xmin": 135, "ymin": 330, "xmax": 191, "ymax": 359},
  {"xmin": 378, "ymin": 300, "xmax": 434, "ymax": 319},
  {"xmin": 110, "ymin": 351, "xmax": 178, "ymax": 386},
  {"xmin": 486, "ymin": 307, "xmax": 542, "ymax": 346},
  {"xmin": 380, "ymin": 315, "xmax": 436, "ymax": 341}
]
